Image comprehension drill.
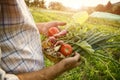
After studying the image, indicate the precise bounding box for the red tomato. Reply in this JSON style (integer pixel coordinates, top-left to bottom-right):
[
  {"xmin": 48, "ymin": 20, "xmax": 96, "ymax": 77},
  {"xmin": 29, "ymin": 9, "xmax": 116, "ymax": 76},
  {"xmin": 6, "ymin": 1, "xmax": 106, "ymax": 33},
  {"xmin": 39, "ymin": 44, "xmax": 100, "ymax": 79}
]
[
  {"xmin": 48, "ymin": 27, "xmax": 60, "ymax": 36},
  {"xmin": 60, "ymin": 43, "xmax": 73, "ymax": 56}
]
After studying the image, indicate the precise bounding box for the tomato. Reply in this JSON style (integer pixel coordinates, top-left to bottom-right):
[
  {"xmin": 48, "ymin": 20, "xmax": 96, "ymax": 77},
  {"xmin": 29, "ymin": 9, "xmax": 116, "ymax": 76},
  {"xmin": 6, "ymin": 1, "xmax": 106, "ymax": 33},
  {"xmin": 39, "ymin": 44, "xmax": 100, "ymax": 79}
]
[
  {"xmin": 60, "ymin": 43, "xmax": 73, "ymax": 56},
  {"xmin": 48, "ymin": 27, "xmax": 60, "ymax": 36}
]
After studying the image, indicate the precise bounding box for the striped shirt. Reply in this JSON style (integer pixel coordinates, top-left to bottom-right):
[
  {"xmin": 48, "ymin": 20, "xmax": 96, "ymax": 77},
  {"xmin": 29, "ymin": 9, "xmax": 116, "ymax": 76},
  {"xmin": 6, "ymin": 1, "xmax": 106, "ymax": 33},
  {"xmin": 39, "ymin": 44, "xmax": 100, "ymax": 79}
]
[{"xmin": 0, "ymin": 0, "xmax": 44, "ymax": 80}]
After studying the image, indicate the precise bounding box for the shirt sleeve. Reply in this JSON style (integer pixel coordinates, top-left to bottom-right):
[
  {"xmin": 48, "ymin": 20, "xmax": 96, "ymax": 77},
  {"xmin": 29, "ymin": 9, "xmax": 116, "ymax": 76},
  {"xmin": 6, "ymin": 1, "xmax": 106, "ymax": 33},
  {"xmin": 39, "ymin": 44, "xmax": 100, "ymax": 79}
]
[{"xmin": 0, "ymin": 48, "xmax": 19, "ymax": 80}]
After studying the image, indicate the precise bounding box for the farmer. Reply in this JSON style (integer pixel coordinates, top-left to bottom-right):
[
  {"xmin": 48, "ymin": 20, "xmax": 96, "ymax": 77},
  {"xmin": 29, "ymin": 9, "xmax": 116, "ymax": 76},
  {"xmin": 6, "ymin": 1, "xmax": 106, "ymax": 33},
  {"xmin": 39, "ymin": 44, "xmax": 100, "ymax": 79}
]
[{"xmin": 0, "ymin": 0, "xmax": 81, "ymax": 80}]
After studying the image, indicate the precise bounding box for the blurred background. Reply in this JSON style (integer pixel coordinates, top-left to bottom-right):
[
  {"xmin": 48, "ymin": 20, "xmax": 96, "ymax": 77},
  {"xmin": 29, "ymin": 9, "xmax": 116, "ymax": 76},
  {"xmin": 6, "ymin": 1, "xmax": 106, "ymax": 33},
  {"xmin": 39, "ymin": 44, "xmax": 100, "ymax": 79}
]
[{"xmin": 24, "ymin": 0, "xmax": 120, "ymax": 80}]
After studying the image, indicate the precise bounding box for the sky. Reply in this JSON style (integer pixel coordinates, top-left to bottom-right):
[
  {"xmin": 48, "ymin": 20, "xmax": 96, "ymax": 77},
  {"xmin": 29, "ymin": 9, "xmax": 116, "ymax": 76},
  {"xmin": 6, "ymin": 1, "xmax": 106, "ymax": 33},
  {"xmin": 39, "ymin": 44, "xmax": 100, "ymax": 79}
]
[{"xmin": 45, "ymin": 0, "xmax": 120, "ymax": 9}]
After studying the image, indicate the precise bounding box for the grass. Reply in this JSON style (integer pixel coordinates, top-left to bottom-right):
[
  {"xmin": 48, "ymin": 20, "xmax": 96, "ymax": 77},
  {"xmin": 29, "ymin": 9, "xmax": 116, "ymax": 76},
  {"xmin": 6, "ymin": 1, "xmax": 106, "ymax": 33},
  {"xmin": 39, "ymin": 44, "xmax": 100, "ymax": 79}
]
[
  {"xmin": 30, "ymin": 8, "xmax": 73, "ymax": 22},
  {"xmin": 31, "ymin": 8, "xmax": 120, "ymax": 80}
]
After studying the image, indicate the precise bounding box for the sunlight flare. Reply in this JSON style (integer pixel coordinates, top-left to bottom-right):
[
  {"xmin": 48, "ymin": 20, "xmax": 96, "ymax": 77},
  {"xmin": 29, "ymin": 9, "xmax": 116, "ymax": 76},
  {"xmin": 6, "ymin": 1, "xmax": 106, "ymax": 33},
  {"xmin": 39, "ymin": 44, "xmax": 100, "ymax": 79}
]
[{"xmin": 45, "ymin": 0, "xmax": 120, "ymax": 9}]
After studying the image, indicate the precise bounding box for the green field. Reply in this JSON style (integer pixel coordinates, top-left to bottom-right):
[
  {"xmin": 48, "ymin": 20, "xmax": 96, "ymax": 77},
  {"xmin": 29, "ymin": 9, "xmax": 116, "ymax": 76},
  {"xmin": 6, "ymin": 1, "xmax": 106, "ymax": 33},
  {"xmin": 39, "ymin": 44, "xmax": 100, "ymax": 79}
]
[{"xmin": 31, "ymin": 8, "xmax": 120, "ymax": 80}]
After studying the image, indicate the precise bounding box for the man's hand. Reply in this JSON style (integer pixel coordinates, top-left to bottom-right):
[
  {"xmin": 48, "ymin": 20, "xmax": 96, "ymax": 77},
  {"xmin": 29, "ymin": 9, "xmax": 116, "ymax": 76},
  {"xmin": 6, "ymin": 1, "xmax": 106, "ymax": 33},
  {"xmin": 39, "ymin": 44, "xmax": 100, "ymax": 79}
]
[
  {"xmin": 17, "ymin": 52, "xmax": 80, "ymax": 80},
  {"xmin": 36, "ymin": 21, "xmax": 66, "ymax": 35},
  {"xmin": 58, "ymin": 52, "xmax": 81, "ymax": 71}
]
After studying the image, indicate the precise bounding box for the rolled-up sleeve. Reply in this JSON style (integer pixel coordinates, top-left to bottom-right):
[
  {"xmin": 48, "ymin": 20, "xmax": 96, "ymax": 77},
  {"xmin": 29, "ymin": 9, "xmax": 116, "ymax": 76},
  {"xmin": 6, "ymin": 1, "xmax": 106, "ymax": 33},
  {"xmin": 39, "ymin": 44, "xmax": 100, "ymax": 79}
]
[
  {"xmin": 0, "ymin": 69, "xmax": 19, "ymax": 80},
  {"xmin": 0, "ymin": 48, "xmax": 19, "ymax": 80}
]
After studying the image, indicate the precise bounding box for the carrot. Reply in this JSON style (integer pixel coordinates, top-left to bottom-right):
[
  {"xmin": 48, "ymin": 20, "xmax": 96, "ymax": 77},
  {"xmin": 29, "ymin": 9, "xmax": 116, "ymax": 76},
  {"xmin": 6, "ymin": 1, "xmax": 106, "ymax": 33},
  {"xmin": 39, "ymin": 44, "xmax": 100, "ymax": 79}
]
[{"xmin": 54, "ymin": 30, "xmax": 68, "ymax": 38}]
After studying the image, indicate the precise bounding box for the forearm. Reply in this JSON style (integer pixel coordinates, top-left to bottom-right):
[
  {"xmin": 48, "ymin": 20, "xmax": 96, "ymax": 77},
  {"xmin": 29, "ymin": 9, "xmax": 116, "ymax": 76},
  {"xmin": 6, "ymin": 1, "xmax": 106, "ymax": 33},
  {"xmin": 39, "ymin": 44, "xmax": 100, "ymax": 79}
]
[{"xmin": 17, "ymin": 61, "xmax": 66, "ymax": 80}]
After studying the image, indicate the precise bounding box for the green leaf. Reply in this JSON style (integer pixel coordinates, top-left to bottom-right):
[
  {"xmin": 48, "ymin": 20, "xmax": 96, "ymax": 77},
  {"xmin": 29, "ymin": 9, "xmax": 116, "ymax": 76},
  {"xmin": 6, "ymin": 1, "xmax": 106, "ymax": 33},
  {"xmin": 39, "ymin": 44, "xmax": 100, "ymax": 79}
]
[{"xmin": 79, "ymin": 41, "xmax": 95, "ymax": 54}]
